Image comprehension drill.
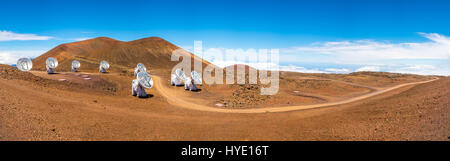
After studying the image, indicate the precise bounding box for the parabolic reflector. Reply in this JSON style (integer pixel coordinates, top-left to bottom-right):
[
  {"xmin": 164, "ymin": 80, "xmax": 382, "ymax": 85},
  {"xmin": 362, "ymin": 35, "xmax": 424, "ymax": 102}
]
[
  {"xmin": 137, "ymin": 63, "xmax": 146, "ymax": 72},
  {"xmin": 100, "ymin": 60, "xmax": 110, "ymax": 69},
  {"xmin": 46, "ymin": 57, "xmax": 58, "ymax": 68},
  {"xmin": 17, "ymin": 58, "xmax": 33, "ymax": 72},
  {"xmin": 191, "ymin": 71, "xmax": 202, "ymax": 84},
  {"xmin": 175, "ymin": 68, "xmax": 186, "ymax": 80},
  {"xmin": 72, "ymin": 60, "xmax": 80, "ymax": 68},
  {"xmin": 137, "ymin": 72, "xmax": 153, "ymax": 88}
]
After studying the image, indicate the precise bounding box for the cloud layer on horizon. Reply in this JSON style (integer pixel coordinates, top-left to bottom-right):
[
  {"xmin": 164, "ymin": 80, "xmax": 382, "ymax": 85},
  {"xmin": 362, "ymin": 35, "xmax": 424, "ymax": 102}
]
[
  {"xmin": 194, "ymin": 33, "xmax": 449, "ymax": 76},
  {"xmin": 0, "ymin": 31, "xmax": 53, "ymax": 41},
  {"xmin": 0, "ymin": 50, "xmax": 45, "ymax": 64},
  {"xmin": 281, "ymin": 33, "xmax": 450, "ymax": 63}
]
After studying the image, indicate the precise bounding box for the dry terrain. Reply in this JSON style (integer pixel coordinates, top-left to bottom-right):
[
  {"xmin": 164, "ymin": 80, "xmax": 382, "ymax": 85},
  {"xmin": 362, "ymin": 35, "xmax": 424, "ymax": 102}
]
[
  {"xmin": 0, "ymin": 64, "xmax": 448, "ymax": 140},
  {"xmin": 0, "ymin": 37, "xmax": 448, "ymax": 140}
]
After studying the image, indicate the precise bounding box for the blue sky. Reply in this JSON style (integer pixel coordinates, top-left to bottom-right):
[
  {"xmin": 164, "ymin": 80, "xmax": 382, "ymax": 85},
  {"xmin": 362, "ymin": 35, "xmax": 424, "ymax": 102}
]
[{"xmin": 0, "ymin": 0, "xmax": 449, "ymax": 75}]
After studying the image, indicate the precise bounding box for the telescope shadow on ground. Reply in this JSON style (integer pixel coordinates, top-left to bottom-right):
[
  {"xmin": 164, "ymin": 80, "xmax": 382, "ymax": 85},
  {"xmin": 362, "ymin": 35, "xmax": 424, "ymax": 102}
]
[{"xmin": 137, "ymin": 94, "xmax": 154, "ymax": 99}]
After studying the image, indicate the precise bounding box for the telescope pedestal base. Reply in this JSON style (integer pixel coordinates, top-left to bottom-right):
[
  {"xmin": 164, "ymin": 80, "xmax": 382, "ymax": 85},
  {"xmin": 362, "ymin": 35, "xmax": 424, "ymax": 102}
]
[
  {"xmin": 185, "ymin": 83, "xmax": 198, "ymax": 91},
  {"xmin": 132, "ymin": 80, "xmax": 147, "ymax": 98},
  {"xmin": 46, "ymin": 68, "xmax": 55, "ymax": 74}
]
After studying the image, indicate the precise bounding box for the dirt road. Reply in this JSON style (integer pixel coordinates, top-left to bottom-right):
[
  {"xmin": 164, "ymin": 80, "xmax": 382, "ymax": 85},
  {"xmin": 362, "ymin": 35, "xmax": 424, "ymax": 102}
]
[{"xmin": 152, "ymin": 76, "xmax": 439, "ymax": 113}]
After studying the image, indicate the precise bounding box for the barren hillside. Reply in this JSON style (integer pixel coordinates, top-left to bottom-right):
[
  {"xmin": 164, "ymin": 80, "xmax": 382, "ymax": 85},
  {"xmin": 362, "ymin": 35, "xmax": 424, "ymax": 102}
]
[{"xmin": 31, "ymin": 37, "xmax": 212, "ymax": 76}]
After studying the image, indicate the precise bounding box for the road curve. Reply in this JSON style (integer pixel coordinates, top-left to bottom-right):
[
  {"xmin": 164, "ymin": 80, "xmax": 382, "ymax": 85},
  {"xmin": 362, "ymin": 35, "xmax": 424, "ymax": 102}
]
[{"xmin": 152, "ymin": 76, "xmax": 439, "ymax": 113}]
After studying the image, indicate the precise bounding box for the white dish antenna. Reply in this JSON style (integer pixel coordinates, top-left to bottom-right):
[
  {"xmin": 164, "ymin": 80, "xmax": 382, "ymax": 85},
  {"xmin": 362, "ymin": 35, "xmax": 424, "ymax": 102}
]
[
  {"xmin": 191, "ymin": 71, "xmax": 202, "ymax": 84},
  {"xmin": 17, "ymin": 58, "xmax": 33, "ymax": 72},
  {"xmin": 137, "ymin": 63, "xmax": 146, "ymax": 72},
  {"xmin": 134, "ymin": 63, "xmax": 147, "ymax": 76},
  {"xmin": 100, "ymin": 60, "xmax": 110, "ymax": 69},
  {"xmin": 175, "ymin": 68, "xmax": 186, "ymax": 80},
  {"xmin": 137, "ymin": 71, "xmax": 153, "ymax": 89},
  {"xmin": 46, "ymin": 57, "xmax": 58, "ymax": 68},
  {"xmin": 72, "ymin": 60, "xmax": 80, "ymax": 69},
  {"xmin": 171, "ymin": 74, "xmax": 182, "ymax": 86}
]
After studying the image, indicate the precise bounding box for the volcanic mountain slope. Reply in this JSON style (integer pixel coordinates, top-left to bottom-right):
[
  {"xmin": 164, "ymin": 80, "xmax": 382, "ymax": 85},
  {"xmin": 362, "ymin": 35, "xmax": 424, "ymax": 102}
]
[{"xmin": 32, "ymin": 37, "xmax": 212, "ymax": 75}]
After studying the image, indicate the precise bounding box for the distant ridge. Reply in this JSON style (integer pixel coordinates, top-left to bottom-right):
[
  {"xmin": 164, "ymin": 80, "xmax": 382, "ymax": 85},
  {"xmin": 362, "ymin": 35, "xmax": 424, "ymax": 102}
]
[{"xmin": 32, "ymin": 37, "xmax": 213, "ymax": 74}]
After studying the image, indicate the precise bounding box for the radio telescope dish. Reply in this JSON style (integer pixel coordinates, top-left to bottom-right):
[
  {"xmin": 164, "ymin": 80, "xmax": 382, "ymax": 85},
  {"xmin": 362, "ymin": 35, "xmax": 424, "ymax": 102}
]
[
  {"xmin": 171, "ymin": 74, "xmax": 182, "ymax": 86},
  {"xmin": 171, "ymin": 68, "xmax": 186, "ymax": 86},
  {"xmin": 137, "ymin": 63, "xmax": 146, "ymax": 72},
  {"xmin": 134, "ymin": 63, "xmax": 147, "ymax": 76},
  {"xmin": 46, "ymin": 57, "xmax": 58, "ymax": 68},
  {"xmin": 17, "ymin": 58, "xmax": 33, "ymax": 72},
  {"xmin": 72, "ymin": 60, "xmax": 80, "ymax": 72},
  {"xmin": 175, "ymin": 68, "xmax": 186, "ymax": 80},
  {"xmin": 132, "ymin": 71, "xmax": 153, "ymax": 97},
  {"xmin": 100, "ymin": 60, "xmax": 109, "ymax": 69},
  {"xmin": 99, "ymin": 60, "xmax": 109, "ymax": 73},
  {"xmin": 46, "ymin": 57, "xmax": 58, "ymax": 74},
  {"xmin": 72, "ymin": 60, "xmax": 80, "ymax": 68},
  {"xmin": 191, "ymin": 71, "xmax": 202, "ymax": 84},
  {"xmin": 137, "ymin": 72, "xmax": 153, "ymax": 89}
]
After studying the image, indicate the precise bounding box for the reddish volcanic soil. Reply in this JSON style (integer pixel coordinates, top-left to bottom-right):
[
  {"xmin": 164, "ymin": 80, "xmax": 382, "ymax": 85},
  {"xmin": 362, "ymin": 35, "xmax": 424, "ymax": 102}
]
[{"xmin": 0, "ymin": 64, "xmax": 448, "ymax": 140}]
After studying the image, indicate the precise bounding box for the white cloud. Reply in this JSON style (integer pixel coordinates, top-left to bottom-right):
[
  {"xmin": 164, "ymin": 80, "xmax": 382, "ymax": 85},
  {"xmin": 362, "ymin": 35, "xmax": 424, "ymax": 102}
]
[
  {"xmin": 0, "ymin": 50, "xmax": 45, "ymax": 64},
  {"xmin": 279, "ymin": 65, "xmax": 327, "ymax": 73},
  {"xmin": 388, "ymin": 64, "xmax": 449, "ymax": 76},
  {"xmin": 0, "ymin": 53, "xmax": 19, "ymax": 64},
  {"xmin": 0, "ymin": 31, "xmax": 53, "ymax": 41},
  {"xmin": 324, "ymin": 68, "xmax": 350, "ymax": 73},
  {"xmin": 356, "ymin": 66, "xmax": 381, "ymax": 72},
  {"xmin": 282, "ymin": 33, "xmax": 450, "ymax": 63},
  {"xmin": 73, "ymin": 37, "xmax": 92, "ymax": 41},
  {"xmin": 418, "ymin": 32, "xmax": 450, "ymax": 45},
  {"xmin": 185, "ymin": 33, "xmax": 450, "ymax": 76},
  {"xmin": 353, "ymin": 64, "xmax": 449, "ymax": 75},
  {"xmin": 211, "ymin": 60, "xmax": 327, "ymax": 74}
]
